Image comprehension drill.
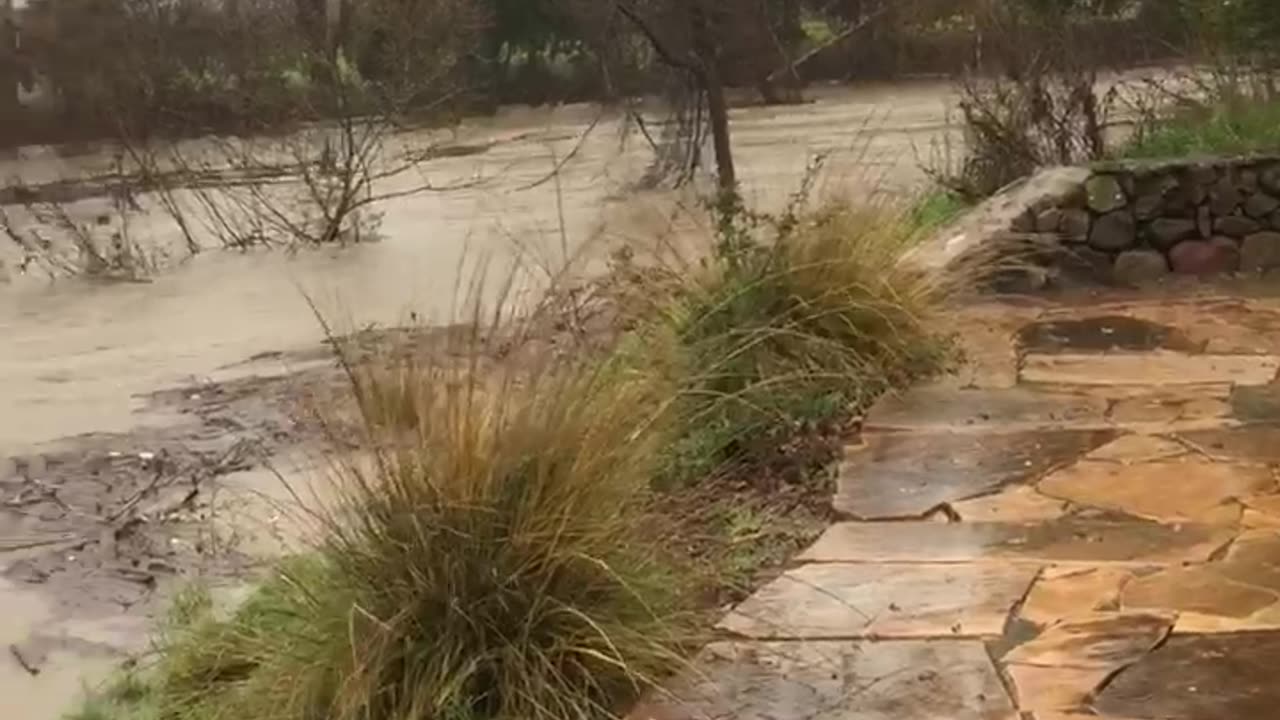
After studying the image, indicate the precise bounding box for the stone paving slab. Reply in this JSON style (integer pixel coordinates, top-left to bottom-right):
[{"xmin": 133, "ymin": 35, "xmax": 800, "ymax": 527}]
[
  {"xmin": 1230, "ymin": 384, "xmax": 1280, "ymax": 422},
  {"xmin": 1020, "ymin": 567, "xmax": 1137, "ymax": 628},
  {"xmin": 1178, "ymin": 425, "xmax": 1280, "ymax": 462},
  {"xmin": 1006, "ymin": 664, "xmax": 1111, "ymax": 715},
  {"xmin": 719, "ymin": 563, "xmax": 1038, "ymax": 639},
  {"xmin": 631, "ymin": 640, "xmax": 1017, "ymax": 720},
  {"xmin": 1112, "ymin": 531, "xmax": 1280, "ymax": 634},
  {"xmin": 834, "ymin": 429, "xmax": 1113, "ymax": 519},
  {"xmin": 1105, "ymin": 387, "xmax": 1233, "ymax": 425},
  {"xmin": 1084, "ymin": 434, "xmax": 1189, "ymax": 463},
  {"xmin": 1038, "ymin": 459, "xmax": 1273, "ymax": 525},
  {"xmin": 1095, "ymin": 632, "xmax": 1280, "ymax": 718},
  {"xmin": 801, "ymin": 521, "xmax": 1234, "ymax": 566},
  {"xmin": 950, "ymin": 486, "xmax": 1069, "ymax": 522},
  {"xmin": 1031, "ymin": 713, "xmax": 1145, "ymax": 720},
  {"xmin": 1021, "ymin": 352, "xmax": 1280, "ymax": 387},
  {"xmin": 866, "ymin": 386, "xmax": 1110, "ymax": 431},
  {"xmin": 867, "ymin": 385, "xmax": 1240, "ymax": 434},
  {"xmin": 1002, "ymin": 612, "xmax": 1174, "ymax": 669}
]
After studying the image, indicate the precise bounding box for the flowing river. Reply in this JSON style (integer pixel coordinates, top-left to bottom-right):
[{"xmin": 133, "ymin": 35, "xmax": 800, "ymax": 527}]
[{"xmin": 0, "ymin": 81, "xmax": 961, "ymax": 455}]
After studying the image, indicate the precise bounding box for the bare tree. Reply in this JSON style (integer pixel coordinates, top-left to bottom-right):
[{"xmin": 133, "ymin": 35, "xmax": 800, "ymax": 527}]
[
  {"xmin": 597, "ymin": 0, "xmax": 739, "ymax": 199},
  {"xmin": 118, "ymin": 0, "xmax": 488, "ymax": 250}
]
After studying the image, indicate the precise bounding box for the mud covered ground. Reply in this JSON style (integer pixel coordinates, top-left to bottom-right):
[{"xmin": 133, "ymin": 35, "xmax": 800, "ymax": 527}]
[{"xmin": 0, "ymin": 345, "xmax": 346, "ymax": 719}]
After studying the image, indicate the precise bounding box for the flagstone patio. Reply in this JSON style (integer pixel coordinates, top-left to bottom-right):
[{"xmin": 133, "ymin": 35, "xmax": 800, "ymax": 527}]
[{"xmin": 636, "ymin": 291, "xmax": 1280, "ymax": 719}]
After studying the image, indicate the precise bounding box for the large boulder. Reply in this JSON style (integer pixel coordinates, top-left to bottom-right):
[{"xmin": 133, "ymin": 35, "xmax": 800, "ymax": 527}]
[
  {"xmin": 1090, "ymin": 211, "xmax": 1137, "ymax": 251},
  {"xmin": 1242, "ymin": 232, "xmax": 1280, "ymax": 273},
  {"xmin": 1059, "ymin": 209, "xmax": 1092, "ymax": 240},
  {"xmin": 1147, "ymin": 218, "xmax": 1197, "ymax": 250},
  {"xmin": 1246, "ymin": 193, "xmax": 1280, "ymax": 219},
  {"xmin": 1209, "ymin": 177, "xmax": 1243, "ymax": 216},
  {"xmin": 1169, "ymin": 238, "xmax": 1240, "ymax": 276},
  {"xmin": 1215, "ymin": 215, "xmax": 1263, "ymax": 238},
  {"xmin": 1113, "ymin": 249, "xmax": 1169, "ymax": 287},
  {"xmin": 1086, "ymin": 174, "xmax": 1128, "ymax": 213}
]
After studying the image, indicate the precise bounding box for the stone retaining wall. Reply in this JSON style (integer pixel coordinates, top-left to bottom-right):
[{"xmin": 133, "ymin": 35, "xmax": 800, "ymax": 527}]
[{"xmin": 923, "ymin": 156, "xmax": 1280, "ymax": 290}]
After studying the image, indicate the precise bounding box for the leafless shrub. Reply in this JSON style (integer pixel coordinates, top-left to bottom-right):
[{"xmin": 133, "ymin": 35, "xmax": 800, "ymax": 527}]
[
  {"xmin": 932, "ymin": 1, "xmax": 1120, "ymax": 199},
  {"xmin": 25, "ymin": 0, "xmax": 489, "ymax": 259},
  {"xmin": 2, "ymin": 157, "xmax": 159, "ymax": 281}
]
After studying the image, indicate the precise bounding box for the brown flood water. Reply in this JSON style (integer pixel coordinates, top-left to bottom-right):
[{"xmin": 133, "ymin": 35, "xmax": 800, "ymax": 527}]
[
  {"xmin": 0, "ymin": 81, "xmax": 964, "ymax": 718},
  {"xmin": 0, "ymin": 82, "xmax": 961, "ymax": 454}
]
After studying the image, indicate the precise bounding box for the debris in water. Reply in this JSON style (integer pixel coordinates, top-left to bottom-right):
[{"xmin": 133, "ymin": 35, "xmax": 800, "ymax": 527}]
[{"xmin": 8, "ymin": 643, "xmax": 43, "ymax": 676}]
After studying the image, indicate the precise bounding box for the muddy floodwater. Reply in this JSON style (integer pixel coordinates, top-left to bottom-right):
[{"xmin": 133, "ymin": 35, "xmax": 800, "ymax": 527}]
[
  {"xmin": 0, "ymin": 81, "xmax": 966, "ymax": 719},
  {"xmin": 0, "ymin": 82, "xmax": 962, "ymax": 452}
]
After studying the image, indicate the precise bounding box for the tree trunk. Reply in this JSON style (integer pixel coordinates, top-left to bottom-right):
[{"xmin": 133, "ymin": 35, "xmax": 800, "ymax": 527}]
[
  {"xmin": 0, "ymin": 0, "xmax": 18, "ymax": 132},
  {"xmin": 689, "ymin": 2, "xmax": 736, "ymax": 195}
]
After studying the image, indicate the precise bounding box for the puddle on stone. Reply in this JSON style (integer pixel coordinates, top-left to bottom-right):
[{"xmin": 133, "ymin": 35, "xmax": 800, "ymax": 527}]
[
  {"xmin": 1016, "ymin": 316, "xmax": 1203, "ymax": 355},
  {"xmin": 1096, "ymin": 631, "xmax": 1280, "ymax": 719}
]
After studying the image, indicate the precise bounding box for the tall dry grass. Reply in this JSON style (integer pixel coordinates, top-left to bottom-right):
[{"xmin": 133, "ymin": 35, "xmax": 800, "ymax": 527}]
[
  {"xmin": 89, "ymin": 311, "xmax": 697, "ymax": 720},
  {"xmin": 629, "ymin": 195, "xmax": 958, "ymax": 485}
]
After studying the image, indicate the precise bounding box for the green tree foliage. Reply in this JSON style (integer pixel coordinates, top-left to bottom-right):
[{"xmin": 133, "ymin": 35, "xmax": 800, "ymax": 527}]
[
  {"xmin": 15, "ymin": 0, "xmax": 483, "ymax": 135},
  {"xmin": 1185, "ymin": 0, "xmax": 1280, "ymax": 61}
]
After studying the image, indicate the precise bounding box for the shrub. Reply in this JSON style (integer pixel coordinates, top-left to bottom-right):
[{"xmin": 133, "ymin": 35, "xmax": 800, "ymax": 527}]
[
  {"xmin": 1120, "ymin": 88, "xmax": 1280, "ymax": 159},
  {"xmin": 937, "ymin": 0, "xmax": 1117, "ymax": 198},
  {"xmin": 642, "ymin": 195, "xmax": 956, "ymax": 486},
  {"xmin": 87, "ymin": 323, "xmax": 693, "ymax": 720}
]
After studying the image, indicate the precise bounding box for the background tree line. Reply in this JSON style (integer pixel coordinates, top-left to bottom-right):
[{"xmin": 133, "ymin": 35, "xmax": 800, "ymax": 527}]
[{"xmin": 0, "ymin": 0, "xmax": 1276, "ymax": 154}]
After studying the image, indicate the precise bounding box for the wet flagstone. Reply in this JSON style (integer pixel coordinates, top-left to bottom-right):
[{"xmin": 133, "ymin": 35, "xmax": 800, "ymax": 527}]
[
  {"xmin": 1034, "ymin": 707, "xmax": 1146, "ymax": 712},
  {"xmin": 1122, "ymin": 567, "xmax": 1277, "ymax": 619},
  {"xmin": 835, "ymin": 430, "xmax": 1113, "ymax": 519},
  {"xmin": 1112, "ymin": 532, "xmax": 1280, "ymax": 634},
  {"xmin": 719, "ymin": 563, "xmax": 1038, "ymax": 639},
  {"xmin": 1230, "ymin": 385, "xmax": 1280, "ymax": 422},
  {"xmin": 1107, "ymin": 388, "xmax": 1232, "ymax": 425},
  {"xmin": 1040, "ymin": 298, "xmax": 1280, "ymax": 356},
  {"xmin": 1085, "ymin": 434, "xmax": 1188, "ymax": 463},
  {"xmin": 1038, "ymin": 459, "xmax": 1273, "ymax": 525},
  {"xmin": 1241, "ymin": 508, "xmax": 1280, "ymax": 529},
  {"xmin": 950, "ymin": 486, "xmax": 1068, "ymax": 522},
  {"xmin": 1095, "ymin": 632, "xmax": 1280, "ymax": 718},
  {"xmin": 1210, "ymin": 531, "xmax": 1280, "ymax": 594},
  {"xmin": 1019, "ymin": 567, "xmax": 1135, "ymax": 628},
  {"xmin": 1006, "ymin": 664, "xmax": 1110, "ymax": 714},
  {"xmin": 653, "ymin": 293, "xmax": 1280, "ymax": 720},
  {"xmin": 1016, "ymin": 316, "xmax": 1201, "ymax": 354},
  {"xmin": 1002, "ymin": 612, "xmax": 1173, "ymax": 669},
  {"xmin": 631, "ymin": 640, "xmax": 1017, "ymax": 720},
  {"xmin": 801, "ymin": 521, "xmax": 1233, "ymax": 565},
  {"xmin": 1021, "ymin": 352, "xmax": 1280, "ymax": 387},
  {"xmin": 1177, "ymin": 425, "xmax": 1280, "ymax": 462},
  {"xmin": 865, "ymin": 386, "xmax": 1110, "ymax": 431}
]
